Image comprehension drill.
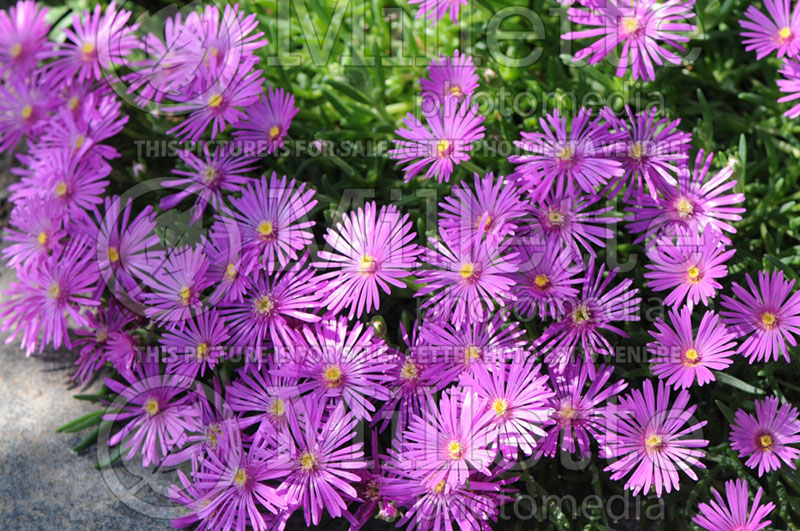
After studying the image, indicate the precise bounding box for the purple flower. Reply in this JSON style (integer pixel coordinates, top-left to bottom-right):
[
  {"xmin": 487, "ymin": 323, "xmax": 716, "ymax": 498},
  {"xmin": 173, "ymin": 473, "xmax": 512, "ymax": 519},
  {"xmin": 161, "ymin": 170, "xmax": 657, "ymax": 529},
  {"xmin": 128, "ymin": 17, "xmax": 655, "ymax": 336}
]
[
  {"xmin": 409, "ymin": 0, "xmax": 467, "ymax": 25},
  {"xmin": 536, "ymin": 360, "xmax": 627, "ymax": 458},
  {"xmin": 0, "ymin": 73, "xmax": 54, "ymax": 150},
  {"xmin": 277, "ymin": 400, "xmax": 367, "ymax": 526},
  {"xmin": 103, "ymin": 360, "xmax": 197, "ymax": 467},
  {"xmin": 730, "ymin": 396, "xmax": 800, "ymax": 476},
  {"xmin": 563, "ymin": 0, "xmax": 696, "ymax": 81},
  {"xmin": 421, "ymin": 50, "xmax": 479, "ymax": 104},
  {"xmin": 649, "ymin": 307, "xmax": 736, "ymax": 389},
  {"xmin": 509, "ymin": 108, "xmax": 623, "ymax": 201},
  {"xmin": 778, "ymin": 58, "xmax": 800, "ymax": 118},
  {"xmin": 234, "ymin": 87, "xmax": 299, "ymax": 155},
  {"xmin": 693, "ymin": 479, "xmax": 776, "ymax": 531},
  {"xmin": 0, "ymin": 237, "xmax": 99, "ymax": 355},
  {"xmin": 605, "ymin": 379, "xmax": 708, "ymax": 497},
  {"xmin": 415, "ymin": 232, "xmax": 516, "ymax": 329},
  {"xmin": 314, "ymin": 201, "xmax": 421, "ymax": 319},
  {"xmin": 72, "ymin": 298, "xmax": 136, "ymax": 384},
  {"xmin": 534, "ymin": 260, "xmax": 640, "ymax": 372},
  {"xmin": 161, "ymin": 309, "xmax": 230, "ymax": 379},
  {"xmin": 202, "ymin": 220, "xmax": 249, "ymax": 304},
  {"xmin": 226, "ymin": 361, "xmax": 300, "ymax": 440},
  {"xmin": 0, "ymin": 0, "xmax": 51, "ymax": 76},
  {"xmin": 721, "ymin": 270, "xmax": 800, "ymax": 363},
  {"xmin": 740, "ymin": 0, "xmax": 800, "ymax": 59},
  {"xmin": 460, "ymin": 358, "xmax": 554, "ymax": 460},
  {"xmin": 142, "ymin": 245, "xmax": 212, "ymax": 328},
  {"xmin": 2, "ymin": 197, "xmax": 65, "ymax": 269},
  {"xmin": 225, "ymin": 172, "xmax": 317, "ymax": 275},
  {"xmin": 389, "ymin": 97, "xmax": 485, "ymax": 184},
  {"xmin": 644, "ymin": 229, "xmax": 735, "ymax": 308}
]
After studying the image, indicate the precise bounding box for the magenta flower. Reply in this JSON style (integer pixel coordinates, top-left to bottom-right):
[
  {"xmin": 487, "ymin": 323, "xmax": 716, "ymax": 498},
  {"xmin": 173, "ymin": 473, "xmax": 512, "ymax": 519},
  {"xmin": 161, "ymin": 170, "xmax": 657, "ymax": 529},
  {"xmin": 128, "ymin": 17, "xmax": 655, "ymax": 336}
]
[
  {"xmin": 721, "ymin": 270, "xmax": 800, "ymax": 363},
  {"xmin": 389, "ymin": 97, "xmax": 485, "ymax": 184},
  {"xmin": 778, "ymin": 58, "xmax": 800, "ymax": 118},
  {"xmin": 740, "ymin": 0, "xmax": 800, "ymax": 59},
  {"xmin": 415, "ymin": 232, "xmax": 516, "ymax": 329},
  {"xmin": 225, "ymin": 172, "xmax": 317, "ymax": 275},
  {"xmin": 420, "ymin": 50, "xmax": 479, "ymax": 104},
  {"xmin": 72, "ymin": 299, "xmax": 136, "ymax": 384},
  {"xmin": 509, "ymin": 108, "xmax": 623, "ymax": 201},
  {"xmin": 605, "ymin": 379, "xmax": 708, "ymax": 497},
  {"xmin": 2, "ymin": 197, "xmax": 65, "ymax": 269},
  {"xmin": 625, "ymin": 150, "xmax": 745, "ymax": 245},
  {"xmin": 644, "ymin": 229, "xmax": 735, "ymax": 308},
  {"xmin": 534, "ymin": 261, "xmax": 640, "ymax": 372},
  {"xmin": 44, "ymin": 1, "xmax": 139, "ymax": 83},
  {"xmin": 202, "ymin": 220, "xmax": 249, "ymax": 304},
  {"xmin": 694, "ymin": 479, "xmax": 776, "ymax": 531},
  {"xmin": 234, "ymin": 87, "xmax": 299, "ymax": 155},
  {"xmin": 314, "ymin": 202, "xmax": 421, "ymax": 319},
  {"xmin": 509, "ymin": 237, "xmax": 584, "ymax": 320},
  {"xmin": 409, "ymin": 0, "xmax": 467, "ymax": 25},
  {"xmin": 536, "ymin": 361, "xmax": 627, "ymax": 458},
  {"xmin": 460, "ymin": 358, "xmax": 554, "ymax": 460},
  {"xmin": 280, "ymin": 318, "xmax": 393, "ymax": 421},
  {"xmin": 649, "ymin": 307, "xmax": 736, "ymax": 389},
  {"xmin": 0, "ymin": 0, "xmax": 51, "ymax": 75},
  {"xmin": 730, "ymin": 396, "xmax": 800, "ymax": 476},
  {"xmin": 277, "ymin": 400, "xmax": 367, "ymax": 526},
  {"xmin": 0, "ymin": 238, "xmax": 99, "ymax": 355},
  {"xmin": 563, "ymin": 0, "xmax": 697, "ymax": 81},
  {"xmin": 103, "ymin": 360, "xmax": 198, "ymax": 467},
  {"xmin": 392, "ymin": 387, "xmax": 494, "ymax": 490},
  {"xmin": 142, "ymin": 245, "xmax": 212, "ymax": 328},
  {"xmin": 439, "ymin": 172, "xmax": 526, "ymax": 245},
  {"xmin": 602, "ymin": 105, "xmax": 691, "ymax": 199},
  {"xmin": 226, "ymin": 361, "xmax": 299, "ymax": 440},
  {"xmin": 160, "ymin": 144, "xmax": 259, "ymax": 223},
  {"xmin": 0, "ymin": 73, "xmax": 54, "ymax": 150},
  {"xmin": 162, "ymin": 309, "xmax": 230, "ymax": 379}
]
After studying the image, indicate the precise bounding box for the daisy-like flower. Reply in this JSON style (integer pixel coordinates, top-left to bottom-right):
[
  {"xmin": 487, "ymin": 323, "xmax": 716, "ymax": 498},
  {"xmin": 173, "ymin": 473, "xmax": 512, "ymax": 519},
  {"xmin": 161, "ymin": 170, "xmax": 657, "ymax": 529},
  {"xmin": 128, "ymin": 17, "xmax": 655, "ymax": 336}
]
[
  {"xmin": 644, "ymin": 229, "xmax": 735, "ymax": 309},
  {"xmin": 460, "ymin": 358, "xmax": 554, "ymax": 460},
  {"xmin": 778, "ymin": 58, "xmax": 800, "ymax": 118},
  {"xmin": 563, "ymin": 0, "xmax": 697, "ymax": 81},
  {"xmin": 534, "ymin": 261, "xmax": 640, "ymax": 373},
  {"xmin": 142, "ymin": 245, "xmax": 212, "ymax": 328},
  {"xmin": 415, "ymin": 232, "xmax": 516, "ymax": 329},
  {"xmin": 730, "ymin": 396, "xmax": 800, "ymax": 476},
  {"xmin": 536, "ymin": 361, "xmax": 627, "ymax": 458},
  {"xmin": 392, "ymin": 386, "xmax": 494, "ymax": 490},
  {"xmin": 44, "ymin": 1, "xmax": 139, "ymax": 84},
  {"xmin": 693, "ymin": 479, "xmax": 776, "ymax": 531},
  {"xmin": 389, "ymin": 97, "xmax": 485, "ymax": 184},
  {"xmin": 160, "ymin": 144, "xmax": 259, "ymax": 223},
  {"xmin": 420, "ymin": 50, "xmax": 479, "ymax": 104},
  {"xmin": 649, "ymin": 307, "xmax": 737, "ymax": 389},
  {"xmin": 234, "ymin": 87, "xmax": 299, "ymax": 155},
  {"xmin": 0, "ymin": 0, "xmax": 51, "ymax": 75},
  {"xmin": 0, "ymin": 73, "xmax": 55, "ymax": 150},
  {"xmin": 605, "ymin": 379, "xmax": 708, "ymax": 496},
  {"xmin": 225, "ymin": 172, "xmax": 317, "ymax": 274},
  {"xmin": 103, "ymin": 360, "xmax": 198, "ymax": 467},
  {"xmin": 72, "ymin": 299, "xmax": 135, "ymax": 384},
  {"xmin": 509, "ymin": 107, "xmax": 623, "ymax": 201},
  {"xmin": 527, "ymin": 188, "xmax": 617, "ymax": 258},
  {"xmin": 280, "ymin": 318, "xmax": 393, "ymax": 421},
  {"xmin": 226, "ymin": 361, "xmax": 299, "ymax": 440},
  {"xmin": 314, "ymin": 202, "xmax": 421, "ymax": 319},
  {"xmin": 2, "ymin": 197, "xmax": 65, "ymax": 269},
  {"xmin": 721, "ymin": 270, "xmax": 800, "ymax": 363},
  {"xmin": 602, "ymin": 105, "xmax": 691, "ymax": 199},
  {"xmin": 203, "ymin": 220, "xmax": 248, "ymax": 304},
  {"xmin": 509, "ymin": 237, "xmax": 584, "ymax": 320},
  {"xmin": 409, "ymin": 0, "xmax": 467, "ymax": 25},
  {"xmin": 162, "ymin": 309, "xmax": 230, "ymax": 379},
  {"xmin": 0, "ymin": 238, "xmax": 99, "ymax": 356},
  {"xmin": 438, "ymin": 172, "xmax": 527, "ymax": 244},
  {"xmin": 277, "ymin": 400, "xmax": 367, "ymax": 526},
  {"xmin": 740, "ymin": 0, "xmax": 800, "ymax": 60},
  {"xmin": 221, "ymin": 254, "xmax": 324, "ymax": 358},
  {"xmin": 625, "ymin": 150, "xmax": 745, "ymax": 244},
  {"xmin": 167, "ymin": 69, "xmax": 263, "ymax": 142},
  {"xmin": 24, "ymin": 151, "xmax": 110, "ymax": 219}
]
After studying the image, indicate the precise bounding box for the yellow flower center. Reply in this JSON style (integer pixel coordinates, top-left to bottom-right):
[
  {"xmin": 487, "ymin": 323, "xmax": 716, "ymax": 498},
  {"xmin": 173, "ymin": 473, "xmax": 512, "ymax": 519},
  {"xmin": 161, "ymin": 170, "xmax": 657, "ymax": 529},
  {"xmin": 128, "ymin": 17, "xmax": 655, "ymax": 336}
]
[
  {"xmin": 323, "ymin": 364, "xmax": 343, "ymax": 387},
  {"xmin": 358, "ymin": 254, "xmax": 377, "ymax": 275},
  {"xmin": 761, "ymin": 311, "xmax": 777, "ymax": 330},
  {"xmin": 400, "ymin": 359, "xmax": 419, "ymax": 380},
  {"xmin": 534, "ymin": 273, "xmax": 550, "ymax": 289},
  {"xmin": 205, "ymin": 424, "xmax": 221, "ymax": 449},
  {"xmin": 269, "ymin": 125, "xmax": 280, "ymax": 139},
  {"xmin": 37, "ymin": 231, "xmax": 48, "ymax": 246},
  {"xmin": 108, "ymin": 247, "xmax": 119, "ymax": 263},
  {"xmin": 571, "ymin": 304, "xmax": 591, "ymax": 324},
  {"xmin": 687, "ymin": 266, "xmax": 702, "ymax": 284},
  {"xmin": 547, "ymin": 210, "xmax": 565, "ymax": 226},
  {"xmin": 196, "ymin": 343, "xmax": 208, "ymax": 360},
  {"xmin": 143, "ymin": 398, "xmax": 159, "ymax": 416},
  {"xmin": 559, "ymin": 403, "xmax": 577, "ymax": 420},
  {"xmin": 447, "ymin": 440, "xmax": 463, "ymax": 459},
  {"xmin": 257, "ymin": 220, "xmax": 275, "ymax": 240},
  {"xmin": 254, "ymin": 294, "xmax": 275, "ymax": 315},
  {"xmin": 759, "ymin": 434, "xmax": 774, "ymax": 450},
  {"xmin": 21, "ymin": 104, "xmax": 32, "ymax": 119},
  {"xmin": 55, "ymin": 180, "xmax": 68, "ymax": 197},
  {"xmin": 67, "ymin": 96, "xmax": 80, "ymax": 111},
  {"xmin": 450, "ymin": 85, "xmax": 462, "ymax": 98},
  {"xmin": 622, "ymin": 16, "xmax": 641, "ymax": 34},
  {"xmin": 780, "ymin": 26, "xmax": 793, "ymax": 41},
  {"xmin": 269, "ymin": 397, "xmax": 286, "ymax": 417},
  {"xmin": 202, "ymin": 165, "xmax": 218, "ymax": 184},
  {"xmin": 10, "ymin": 43, "xmax": 22, "ymax": 58},
  {"xmin": 179, "ymin": 285, "xmax": 192, "ymax": 305},
  {"xmin": 96, "ymin": 328, "xmax": 108, "ymax": 343},
  {"xmin": 299, "ymin": 451, "xmax": 318, "ymax": 471},
  {"xmin": 675, "ymin": 197, "xmax": 694, "ymax": 218},
  {"xmin": 75, "ymin": 134, "xmax": 86, "ymax": 149},
  {"xmin": 81, "ymin": 42, "xmax": 95, "ymax": 56},
  {"xmin": 464, "ymin": 344, "xmax": 481, "ymax": 364},
  {"xmin": 459, "ymin": 262, "xmax": 477, "ymax": 281},
  {"xmin": 233, "ymin": 467, "xmax": 248, "ymax": 487},
  {"xmin": 645, "ymin": 433, "xmax": 664, "ymax": 451},
  {"xmin": 629, "ymin": 141, "xmax": 644, "ymax": 160},
  {"xmin": 683, "ymin": 348, "xmax": 700, "ymax": 367},
  {"xmin": 225, "ymin": 263, "xmax": 237, "ymax": 280},
  {"xmin": 47, "ymin": 282, "xmax": 60, "ymax": 299},
  {"xmin": 492, "ymin": 398, "xmax": 509, "ymax": 417},
  {"xmin": 432, "ymin": 480, "xmax": 446, "ymax": 494},
  {"xmin": 436, "ymin": 139, "xmax": 451, "ymax": 158},
  {"xmin": 208, "ymin": 93, "xmax": 223, "ymax": 108},
  {"xmin": 555, "ymin": 145, "xmax": 573, "ymax": 162}
]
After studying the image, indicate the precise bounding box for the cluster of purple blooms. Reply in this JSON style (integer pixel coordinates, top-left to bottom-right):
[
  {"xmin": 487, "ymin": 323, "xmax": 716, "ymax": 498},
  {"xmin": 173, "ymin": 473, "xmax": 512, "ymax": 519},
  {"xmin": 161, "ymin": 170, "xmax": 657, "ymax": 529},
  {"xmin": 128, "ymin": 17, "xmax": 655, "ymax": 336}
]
[{"xmin": 0, "ymin": 1, "xmax": 799, "ymax": 530}]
